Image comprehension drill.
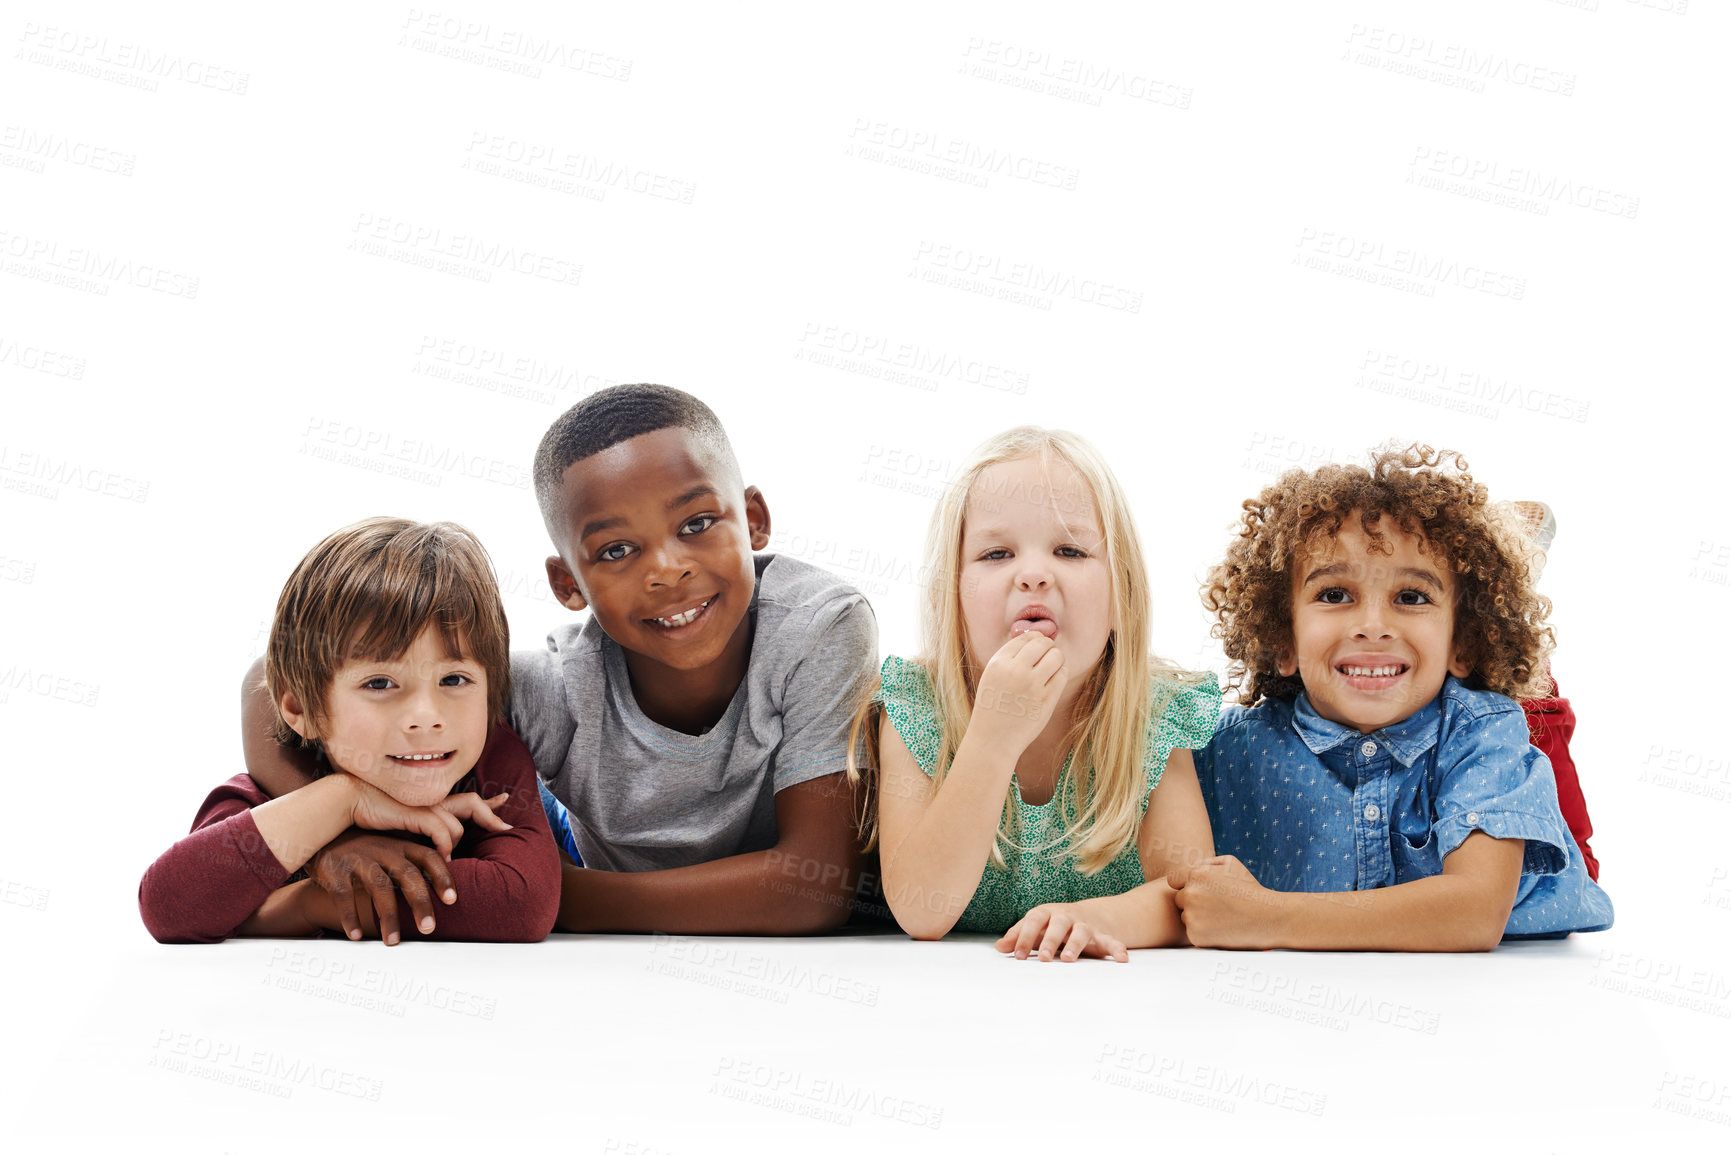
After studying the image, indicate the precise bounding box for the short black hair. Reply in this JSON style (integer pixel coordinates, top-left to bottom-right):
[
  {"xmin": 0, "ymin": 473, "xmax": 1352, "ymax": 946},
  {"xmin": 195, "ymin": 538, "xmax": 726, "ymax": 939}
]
[{"xmin": 533, "ymin": 383, "xmax": 734, "ymax": 542}]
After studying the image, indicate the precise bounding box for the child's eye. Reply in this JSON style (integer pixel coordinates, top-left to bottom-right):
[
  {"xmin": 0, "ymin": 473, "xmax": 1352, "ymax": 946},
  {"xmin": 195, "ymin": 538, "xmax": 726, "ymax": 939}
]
[
  {"xmin": 1395, "ymin": 589, "xmax": 1433, "ymax": 606},
  {"xmin": 440, "ymin": 672, "xmax": 475, "ymax": 687},
  {"xmin": 1056, "ymin": 545, "xmax": 1089, "ymax": 559},
  {"xmin": 680, "ymin": 515, "xmax": 717, "ymax": 536},
  {"xmin": 361, "ymin": 676, "xmax": 396, "ymax": 691},
  {"xmin": 597, "ymin": 542, "xmax": 635, "ymax": 562},
  {"xmin": 1317, "ymin": 587, "xmax": 1352, "ymax": 605},
  {"xmin": 979, "ymin": 548, "xmax": 1011, "ymax": 561}
]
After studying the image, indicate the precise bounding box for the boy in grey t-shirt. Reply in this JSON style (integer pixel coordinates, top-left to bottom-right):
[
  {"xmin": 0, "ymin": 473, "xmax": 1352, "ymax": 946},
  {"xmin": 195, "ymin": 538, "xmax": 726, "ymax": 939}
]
[
  {"xmin": 517, "ymin": 383, "xmax": 877, "ymax": 933},
  {"xmin": 242, "ymin": 384, "xmax": 878, "ymax": 938}
]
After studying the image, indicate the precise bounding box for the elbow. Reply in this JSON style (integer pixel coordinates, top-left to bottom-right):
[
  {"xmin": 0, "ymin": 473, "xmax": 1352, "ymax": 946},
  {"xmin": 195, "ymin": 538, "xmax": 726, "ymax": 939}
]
[
  {"xmin": 138, "ymin": 876, "xmax": 222, "ymax": 945},
  {"xmin": 890, "ymin": 904, "xmax": 956, "ymax": 942},
  {"xmin": 1466, "ymin": 921, "xmax": 1506, "ymax": 953},
  {"xmin": 1456, "ymin": 908, "xmax": 1511, "ymax": 953},
  {"xmin": 881, "ymin": 877, "xmax": 960, "ymax": 940}
]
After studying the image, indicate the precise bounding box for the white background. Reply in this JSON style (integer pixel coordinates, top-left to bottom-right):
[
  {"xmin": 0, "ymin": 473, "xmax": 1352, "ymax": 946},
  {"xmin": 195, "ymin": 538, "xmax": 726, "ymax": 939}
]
[{"xmin": 4, "ymin": 2, "xmax": 1729, "ymax": 1150}]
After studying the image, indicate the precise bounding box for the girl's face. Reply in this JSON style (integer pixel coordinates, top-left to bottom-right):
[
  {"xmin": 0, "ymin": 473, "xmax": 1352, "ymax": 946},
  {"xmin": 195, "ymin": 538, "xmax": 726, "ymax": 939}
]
[{"xmin": 957, "ymin": 454, "xmax": 1114, "ymax": 682}]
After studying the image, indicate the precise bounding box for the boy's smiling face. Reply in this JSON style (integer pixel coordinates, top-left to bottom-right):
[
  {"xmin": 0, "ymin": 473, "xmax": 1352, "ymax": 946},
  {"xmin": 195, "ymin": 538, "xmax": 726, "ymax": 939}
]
[
  {"xmin": 1281, "ymin": 516, "xmax": 1470, "ymax": 733},
  {"xmin": 281, "ymin": 625, "xmax": 489, "ymax": 807},
  {"xmin": 545, "ymin": 426, "xmax": 769, "ymax": 681}
]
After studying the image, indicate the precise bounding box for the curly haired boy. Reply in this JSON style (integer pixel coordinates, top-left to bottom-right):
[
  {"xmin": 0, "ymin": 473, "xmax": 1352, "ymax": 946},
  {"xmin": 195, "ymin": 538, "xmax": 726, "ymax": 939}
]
[{"xmin": 1173, "ymin": 445, "xmax": 1612, "ymax": 950}]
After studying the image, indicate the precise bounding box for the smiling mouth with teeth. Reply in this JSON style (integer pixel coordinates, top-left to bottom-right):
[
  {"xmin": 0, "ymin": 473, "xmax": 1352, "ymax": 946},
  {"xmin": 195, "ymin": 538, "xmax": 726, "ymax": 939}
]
[
  {"xmin": 1337, "ymin": 664, "xmax": 1408, "ymax": 678},
  {"xmin": 648, "ymin": 597, "xmax": 713, "ymax": 629},
  {"xmin": 389, "ymin": 750, "xmax": 454, "ymax": 763}
]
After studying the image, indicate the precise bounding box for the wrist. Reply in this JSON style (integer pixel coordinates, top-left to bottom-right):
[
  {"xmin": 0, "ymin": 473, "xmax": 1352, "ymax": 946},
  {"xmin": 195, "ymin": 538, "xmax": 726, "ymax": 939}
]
[
  {"xmin": 1265, "ymin": 889, "xmax": 1300, "ymax": 949},
  {"xmin": 959, "ymin": 715, "xmax": 1026, "ymax": 766},
  {"xmin": 324, "ymin": 772, "xmax": 363, "ymax": 823}
]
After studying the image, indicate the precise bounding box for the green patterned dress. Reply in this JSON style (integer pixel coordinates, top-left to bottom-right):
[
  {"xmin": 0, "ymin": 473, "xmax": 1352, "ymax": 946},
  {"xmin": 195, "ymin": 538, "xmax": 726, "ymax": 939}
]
[{"xmin": 876, "ymin": 654, "xmax": 1222, "ymax": 934}]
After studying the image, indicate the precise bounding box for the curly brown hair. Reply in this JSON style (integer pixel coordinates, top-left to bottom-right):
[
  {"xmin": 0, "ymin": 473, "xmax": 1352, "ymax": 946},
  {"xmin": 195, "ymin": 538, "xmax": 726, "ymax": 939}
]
[{"xmin": 1202, "ymin": 444, "xmax": 1554, "ymax": 706}]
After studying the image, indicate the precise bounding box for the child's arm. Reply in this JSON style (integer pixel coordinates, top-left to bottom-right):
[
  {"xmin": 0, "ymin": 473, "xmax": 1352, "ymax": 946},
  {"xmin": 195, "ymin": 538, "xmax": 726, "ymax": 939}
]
[
  {"xmin": 878, "ymin": 634, "xmax": 1070, "ymax": 939},
  {"xmin": 251, "ymin": 731, "xmax": 560, "ymax": 943},
  {"xmin": 996, "ymin": 748, "xmax": 1216, "ymax": 959},
  {"xmin": 552, "ymin": 769, "xmax": 862, "ymax": 934},
  {"xmin": 138, "ymin": 774, "xmax": 484, "ymax": 944},
  {"xmin": 1169, "ymin": 833, "xmax": 1523, "ymax": 951}
]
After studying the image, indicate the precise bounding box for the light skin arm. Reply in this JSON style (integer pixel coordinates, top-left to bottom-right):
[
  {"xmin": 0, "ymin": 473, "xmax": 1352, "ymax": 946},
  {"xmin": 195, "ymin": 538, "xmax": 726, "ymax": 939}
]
[
  {"xmin": 553, "ymin": 770, "xmax": 863, "ymax": 935},
  {"xmin": 996, "ymin": 748, "xmax": 1216, "ymax": 960},
  {"xmin": 1169, "ymin": 831, "xmax": 1524, "ymax": 952},
  {"xmin": 878, "ymin": 632, "xmax": 1071, "ymax": 940},
  {"xmin": 877, "ymin": 715, "xmax": 1020, "ymax": 940}
]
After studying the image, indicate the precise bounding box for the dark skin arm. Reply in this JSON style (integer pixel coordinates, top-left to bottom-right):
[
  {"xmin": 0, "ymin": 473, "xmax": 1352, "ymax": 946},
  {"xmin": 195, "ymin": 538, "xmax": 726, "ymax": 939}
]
[
  {"xmin": 242, "ymin": 658, "xmax": 460, "ymax": 944},
  {"xmin": 556, "ymin": 770, "xmax": 864, "ymax": 935}
]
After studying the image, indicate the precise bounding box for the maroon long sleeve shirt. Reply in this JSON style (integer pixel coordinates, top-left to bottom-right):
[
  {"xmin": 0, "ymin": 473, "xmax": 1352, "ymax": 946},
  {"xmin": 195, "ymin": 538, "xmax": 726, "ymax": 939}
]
[{"xmin": 139, "ymin": 722, "xmax": 559, "ymax": 944}]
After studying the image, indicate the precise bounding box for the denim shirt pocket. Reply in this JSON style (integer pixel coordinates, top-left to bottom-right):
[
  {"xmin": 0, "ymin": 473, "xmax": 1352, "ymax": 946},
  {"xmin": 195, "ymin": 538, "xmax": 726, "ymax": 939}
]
[{"xmin": 1390, "ymin": 764, "xmax": 1440, "ymax": 879}]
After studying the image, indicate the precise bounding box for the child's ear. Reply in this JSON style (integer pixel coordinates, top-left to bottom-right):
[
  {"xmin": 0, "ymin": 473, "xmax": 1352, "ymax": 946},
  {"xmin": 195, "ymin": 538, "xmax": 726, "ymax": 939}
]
[
  {"xmin": 1276, "ymin": 648, "xmax": 1298, "ymax": 678},
  {"xmin": 743, "ymin": 485, "xmax": 771, "ymax": 551},
  {"xmin": 1448, "ymin": 647, "xmax": 1472, "ymax": 679},
  {"xmin": 545, "ymin": 556, "xmax": 589, "ymax": 612},
  {"xmin": 277, "ymin": 689, "xmax": 316, "ymax": 742}
]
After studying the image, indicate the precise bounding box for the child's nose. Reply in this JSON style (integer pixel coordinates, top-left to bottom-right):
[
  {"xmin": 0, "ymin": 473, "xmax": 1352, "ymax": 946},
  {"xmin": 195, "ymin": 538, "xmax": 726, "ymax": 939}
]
[
  {"xmin": 404, "ymin": 685, "xmax": 443, "ymax": 729},
  {"xmin": 642, "ymin": 540, "xmax": 695, "ymax": 586},
  {"xmin": 1353, "ymin": 602, "xmax": 1394, "ymax": 638},
  {"xmin": 1016, "ymin": 564, "xmax": 1052, "ymax": 590}
]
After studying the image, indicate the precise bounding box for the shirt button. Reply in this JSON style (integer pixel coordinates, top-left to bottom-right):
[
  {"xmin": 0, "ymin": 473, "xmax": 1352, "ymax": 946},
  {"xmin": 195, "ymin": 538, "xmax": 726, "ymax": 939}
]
[
  {"xmin": 1364, "ymin": 803, "xmax": 1381, "ymax": 822},
  {"xmin": 1359, "ymin": 740, "xmax": 1377, "ymax": 758},
  {"xmin": 1466, "ymin": 812, "xmax": 1480, "ymax": 824}
]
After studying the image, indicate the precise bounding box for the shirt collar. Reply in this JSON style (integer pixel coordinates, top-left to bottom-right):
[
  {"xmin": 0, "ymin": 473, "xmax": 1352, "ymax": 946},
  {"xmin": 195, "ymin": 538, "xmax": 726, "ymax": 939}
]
[{"xmin": 1289, "ymin": 684, "xmax": 1446, "ymax": 767}]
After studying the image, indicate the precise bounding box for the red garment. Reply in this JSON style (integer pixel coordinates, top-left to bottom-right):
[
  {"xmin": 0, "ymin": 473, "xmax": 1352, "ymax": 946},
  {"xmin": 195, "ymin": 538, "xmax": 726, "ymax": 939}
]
[
  {"xmin": 1522, "ymin": 680, "xmax": 1599, "ymax": 881},
  {"xmin": 139, "ymin": 722, "xmax": 559, "ymax": 943}
]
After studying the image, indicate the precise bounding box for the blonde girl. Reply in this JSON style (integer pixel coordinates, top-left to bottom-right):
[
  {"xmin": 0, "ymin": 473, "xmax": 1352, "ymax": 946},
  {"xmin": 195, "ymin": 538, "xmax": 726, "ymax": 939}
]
[{"xmin": 850, "ymin": 427, "xmax": 1219, "ymax": 960}]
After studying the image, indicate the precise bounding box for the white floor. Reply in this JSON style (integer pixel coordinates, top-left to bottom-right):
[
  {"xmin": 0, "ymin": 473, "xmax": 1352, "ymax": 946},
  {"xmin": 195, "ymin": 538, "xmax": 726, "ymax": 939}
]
[{"xmin": 11, "ymin": 924, "xmax": 1728, "ymax": 1149}]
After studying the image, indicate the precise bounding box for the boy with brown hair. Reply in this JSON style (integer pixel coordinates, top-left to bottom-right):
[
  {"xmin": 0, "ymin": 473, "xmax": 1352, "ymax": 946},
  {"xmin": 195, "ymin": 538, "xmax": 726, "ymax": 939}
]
[{"xmin": 143, "ymin": 517, "xmax": 558, "ymax": 944}]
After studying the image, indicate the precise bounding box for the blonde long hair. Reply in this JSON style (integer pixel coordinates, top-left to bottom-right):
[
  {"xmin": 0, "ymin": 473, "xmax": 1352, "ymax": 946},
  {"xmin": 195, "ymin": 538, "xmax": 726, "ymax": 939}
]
[{"xmin": 849, "ymin": 427, "xmax": 1200, "ymax": 874}]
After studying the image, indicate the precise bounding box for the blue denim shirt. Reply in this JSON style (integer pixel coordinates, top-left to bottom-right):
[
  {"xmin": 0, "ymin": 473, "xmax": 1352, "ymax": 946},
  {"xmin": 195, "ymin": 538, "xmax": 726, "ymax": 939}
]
[{"xmin": 1193, "ymin": 676, "xmax": 1612, "ymax": 937}]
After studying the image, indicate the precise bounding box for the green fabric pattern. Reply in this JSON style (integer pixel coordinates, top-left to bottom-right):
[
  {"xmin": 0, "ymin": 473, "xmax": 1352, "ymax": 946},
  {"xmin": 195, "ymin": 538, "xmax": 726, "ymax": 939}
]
[{"xmin": 875, "ymin": 654, "xmax": 1222, "ymax": 933}]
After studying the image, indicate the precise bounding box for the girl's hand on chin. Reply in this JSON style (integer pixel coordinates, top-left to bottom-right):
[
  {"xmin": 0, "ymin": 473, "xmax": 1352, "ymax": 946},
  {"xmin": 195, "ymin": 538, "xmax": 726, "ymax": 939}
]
[{"xmin": 971, "ymin": 631, "xmax": 1070, "ymax": 753}]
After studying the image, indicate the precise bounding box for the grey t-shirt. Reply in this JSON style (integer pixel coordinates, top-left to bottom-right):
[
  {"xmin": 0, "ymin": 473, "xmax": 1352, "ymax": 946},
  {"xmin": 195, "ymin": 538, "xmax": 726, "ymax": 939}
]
[{"xmin": 508, "ymin": 553, "xmax": 878, "ymax": 872}]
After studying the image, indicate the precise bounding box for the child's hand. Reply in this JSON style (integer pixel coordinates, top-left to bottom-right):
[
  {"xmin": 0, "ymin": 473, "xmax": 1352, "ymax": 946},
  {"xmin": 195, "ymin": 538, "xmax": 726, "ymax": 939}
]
[
  {"xmin": 971, "ymin": 632, "xmax": 1070, "ymax": 754},
  {"xmin": 344, "ymin": 776, "xmax": 512, "ymax": 858},
  {"xmin": 306, "ymin": 830, "xmax": 456, "ymax": 945},
  {"xmin": 995, "ymin": 903, "xmax": 1128, "ymax": 962},
  {"xmin": 1168, "ymin": 855, "xmax": 1283, "ymax": 949}
]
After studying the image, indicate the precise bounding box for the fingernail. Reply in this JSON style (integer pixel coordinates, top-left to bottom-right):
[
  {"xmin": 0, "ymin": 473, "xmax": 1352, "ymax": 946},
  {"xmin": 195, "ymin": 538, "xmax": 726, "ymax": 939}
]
[
  {"xmin": 420, "ymin": 917, "xmax": 434, "ymax": 933},
  {"xmin": 442, "ymin": 889, "xmax": 456, "ymax": 903},
  {"xmin": 348, "ymin": 929, "xmax": 361, "ymax": 941},
  {"xmin": 386, "ymin": 932, "xmax": 399, "ymax": 945}
]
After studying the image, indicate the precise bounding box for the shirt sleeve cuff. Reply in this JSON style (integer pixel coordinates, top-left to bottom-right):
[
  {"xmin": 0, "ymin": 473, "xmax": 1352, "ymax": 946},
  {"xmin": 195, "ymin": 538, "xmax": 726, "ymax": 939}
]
[{"xmin": 1433, "ymin": 808, "xmax": 1571, "ymax": 877}]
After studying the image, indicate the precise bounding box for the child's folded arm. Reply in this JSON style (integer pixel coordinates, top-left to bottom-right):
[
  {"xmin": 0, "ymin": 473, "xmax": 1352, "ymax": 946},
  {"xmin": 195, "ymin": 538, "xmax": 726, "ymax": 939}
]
[
  {"xmin": 1268, "ymin": 832, "xmax": 1524, "ymax": 951},
  {"xmin": 138, "ymin": 778, "xmax": 296, "ymax": 944},
  {"xmin": 1171, "ymin": 833, "xmax": 1524, "ymax": 952},
  {"xmin": 555, "ymin": 769, "xmax": 863, "ymax": 935}
]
